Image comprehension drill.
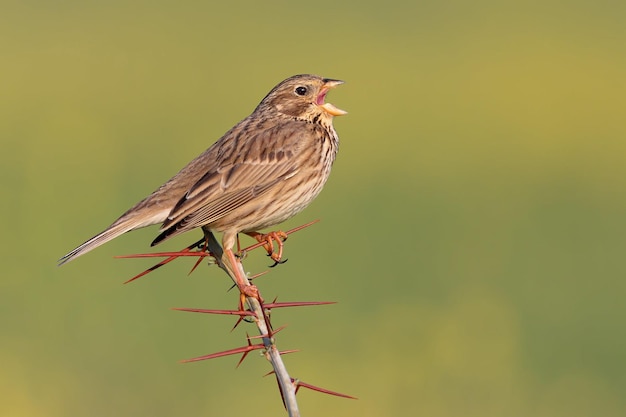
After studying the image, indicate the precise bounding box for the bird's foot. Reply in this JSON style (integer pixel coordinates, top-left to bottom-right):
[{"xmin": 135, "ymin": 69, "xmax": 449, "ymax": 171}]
[
  {"xmin": 237, "ymin": 284, "xmax": 263, "ymax": 313},
  {"xmin": 241, "ymin": 283, "xmax": 261, "ymax": 301},
  {"xmin": 245, "ymin": 231, "xmax": 288, "ymax": 267}
]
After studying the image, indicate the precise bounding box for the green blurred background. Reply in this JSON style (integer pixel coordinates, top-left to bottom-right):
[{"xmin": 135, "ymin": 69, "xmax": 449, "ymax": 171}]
[{"xmin": 2, "ymin": 0, "xmax": 625, "ymax": 415}]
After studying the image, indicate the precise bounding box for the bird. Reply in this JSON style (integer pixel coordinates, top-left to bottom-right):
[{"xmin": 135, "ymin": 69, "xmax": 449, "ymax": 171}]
[{"xmin": 59, "ymin": 74, "xmax": 346, "ymax": 297}]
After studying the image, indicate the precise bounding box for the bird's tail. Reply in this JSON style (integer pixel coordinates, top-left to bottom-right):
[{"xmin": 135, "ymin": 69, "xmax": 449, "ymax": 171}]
[{"xmin": 58, "ymin": 211, "xmax": 165, "ymax": 266}]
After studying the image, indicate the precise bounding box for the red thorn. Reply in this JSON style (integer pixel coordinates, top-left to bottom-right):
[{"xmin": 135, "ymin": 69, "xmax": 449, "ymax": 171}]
[
  {"xmin": 187, "ymin": 238, "xmax": 210, "ymax": 276},
  {"xmin": 171, "ymin": 307, "xmax": 256, "ymax": 317},
  {"xmin": 293, "ymin": 379, "xmax": 357, "ymax": 400},
  {"xmin": 249, "ymin": 270, "xmax": 270, "ymax": 281},
  {"xmin": 264, "ymin": 301, "xmax": 337, "ymax": 309},
  {"xmin": 236, "ymin": 334, "xmax": 256, "ymax": 368},
  {"xmin": 272, "ymin": 324, "xmax": 287, "ymax": 335},
  {"xmin": 187, "ymin": 256, "xmax": 205, "ymax": 276},
  {"xmin": 284, "ymin": 219, "xmax": 320, "ymax": 235},
  {"xmin": 279, "ymin": 349, "xmax": 299, "ymax": 355},
  {"xmin": 181, "ymin": 340, "xmax": 264, "ymax": 363},
  {"xmin": 231, "ymin": 316, "xmax": 245, "ymax": 332},
  {"xmin": 123, "ymin": 254, "xmax": 184, "ymax": 284},
  {"xmin": 248, "ymin": 324, "xmax": 287, "ymax": 340},
  {"xmin": 120, "ymin": 238, "xmax": 206, "ymax": 284},
  {"xmin": 123, "ymin": 262, "xmax": 167, "ymax": 284}
]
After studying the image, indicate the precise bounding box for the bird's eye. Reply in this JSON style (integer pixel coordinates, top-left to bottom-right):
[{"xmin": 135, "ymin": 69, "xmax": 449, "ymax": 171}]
[{"xmin": 295, "ymin": 86, "xmax": 308, "ymax": 96}]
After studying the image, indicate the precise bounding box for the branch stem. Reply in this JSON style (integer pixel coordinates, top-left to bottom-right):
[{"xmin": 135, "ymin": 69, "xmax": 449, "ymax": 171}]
[{"xmin": 204, "ymin": 231, "xmax": 300, "ymax": 417}]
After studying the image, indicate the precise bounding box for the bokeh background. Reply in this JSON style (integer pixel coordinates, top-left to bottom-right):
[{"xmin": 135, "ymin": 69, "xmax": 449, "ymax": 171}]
[{"xmin": 2, "ymin": 0, "xmax": 625, "ymax": 416}]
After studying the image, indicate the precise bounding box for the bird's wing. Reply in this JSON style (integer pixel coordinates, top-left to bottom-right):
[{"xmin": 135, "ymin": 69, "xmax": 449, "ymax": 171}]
[{"xmin": 152, "ymin": 121, "xmax": 311, "ymax": 245}]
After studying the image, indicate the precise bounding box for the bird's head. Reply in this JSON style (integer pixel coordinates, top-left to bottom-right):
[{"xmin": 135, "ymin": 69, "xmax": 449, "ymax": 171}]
[{"xmin": 257, "ymin": 74, "xmax": 347, "ymax": 121}]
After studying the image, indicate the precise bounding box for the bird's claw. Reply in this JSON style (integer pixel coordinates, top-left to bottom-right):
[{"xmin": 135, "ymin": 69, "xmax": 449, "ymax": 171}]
[
  {"xmin": 269, "ymin": 257, "xmax": 288, "ymax": 268},
  {"xmin": 246, "ymin": 230, "xmax": 288, "ymax": 266}
]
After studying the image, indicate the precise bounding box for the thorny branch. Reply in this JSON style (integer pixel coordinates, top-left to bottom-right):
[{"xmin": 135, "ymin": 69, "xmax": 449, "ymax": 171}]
[
  {"xmin": 203, "ymin": 230, "xmax": 301, "ymax": 417},
  {"xmin": 119, "ymin": 220, "xmax": 355, "ymax": 416}
]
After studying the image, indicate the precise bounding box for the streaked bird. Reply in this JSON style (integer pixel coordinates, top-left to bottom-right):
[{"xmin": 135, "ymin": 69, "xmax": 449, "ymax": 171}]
[{"xmin": 59, "ymin": 74, "xmax": 346, "ymax": 296}]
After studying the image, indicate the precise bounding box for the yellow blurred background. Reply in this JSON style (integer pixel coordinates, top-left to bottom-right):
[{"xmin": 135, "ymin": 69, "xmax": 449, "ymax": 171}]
[{"xmin": 2, "ymin": 0, "xmax": 625, "ymax": 415}]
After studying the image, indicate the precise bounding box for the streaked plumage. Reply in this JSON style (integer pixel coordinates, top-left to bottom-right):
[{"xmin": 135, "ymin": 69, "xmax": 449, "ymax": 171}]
[{"xmin": 59, "ymin": 74, "xmax": 345, "ymax": 266}]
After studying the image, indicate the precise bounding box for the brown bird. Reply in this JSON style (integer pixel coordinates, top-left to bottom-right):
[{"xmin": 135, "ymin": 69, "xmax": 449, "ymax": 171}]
[{"xmin": 59, "ymin": 74, "xmax": 346, "ymax": 296}]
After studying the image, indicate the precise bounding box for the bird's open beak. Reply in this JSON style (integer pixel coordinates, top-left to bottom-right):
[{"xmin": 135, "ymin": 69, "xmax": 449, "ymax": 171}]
[{"xmin": 317, "ymin": 79, "xmax": 347, "ymax": 116}]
